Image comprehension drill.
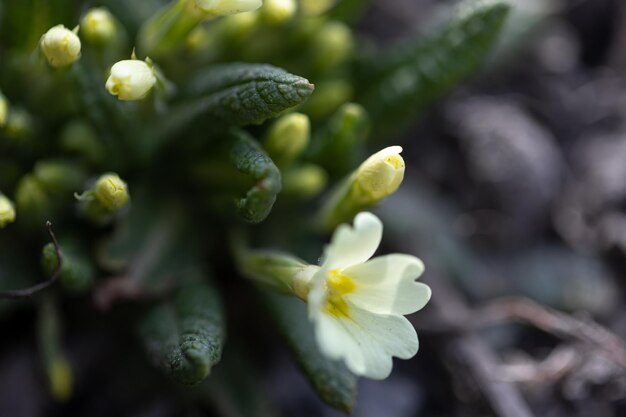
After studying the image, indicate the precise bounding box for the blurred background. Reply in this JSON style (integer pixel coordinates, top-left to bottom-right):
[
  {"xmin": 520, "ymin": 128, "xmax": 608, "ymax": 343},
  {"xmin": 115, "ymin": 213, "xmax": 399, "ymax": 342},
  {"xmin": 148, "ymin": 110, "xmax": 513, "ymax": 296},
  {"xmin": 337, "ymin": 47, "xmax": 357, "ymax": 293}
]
[{"xmin": 3, "ymin": 0, "xmax": 626, "ymax": 416}]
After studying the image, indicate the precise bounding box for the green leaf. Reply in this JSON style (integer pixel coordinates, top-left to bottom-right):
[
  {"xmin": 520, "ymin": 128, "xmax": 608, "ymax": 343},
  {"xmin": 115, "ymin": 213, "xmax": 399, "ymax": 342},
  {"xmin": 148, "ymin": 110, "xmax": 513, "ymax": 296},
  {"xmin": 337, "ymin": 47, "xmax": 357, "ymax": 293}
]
[
  {"xmin": 228, "ymin": 129, "xmax": 282, "ymax": 223},
  {"xmin": 260, "ymin": 290, "xmax": 357, "ymax": 413},
  {"xmin": 181, "ymin": 63, "xmax": 315, "ymax": 126},
  {"xmin": 139, "ymin": 282, "xmax": 225, "ymax": 386},
  {"xmin": 357, "ymin": 0, "xmax": 511, "ymax": 138}
]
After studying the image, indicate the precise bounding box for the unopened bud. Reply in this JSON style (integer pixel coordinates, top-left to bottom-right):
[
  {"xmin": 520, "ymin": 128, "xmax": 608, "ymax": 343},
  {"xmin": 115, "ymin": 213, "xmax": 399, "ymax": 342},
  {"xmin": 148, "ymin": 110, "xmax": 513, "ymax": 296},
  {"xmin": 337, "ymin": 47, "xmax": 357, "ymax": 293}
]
[
  {"xmin": 319, "ymin": 146, "xmax": 405, "ymax": 229},
  {"xmin": 0, "ymin": 92, "xmax": 8, "ymax": 127},
  {"xmin": 34, "ymin": 160, "xmax": 87, "ymax": 195},
  {"xmin": 0, "ymin": 193, "xmax": 16, "ymax": 228},
  {"xmin": 299, "ymin": 0, "xmax": 337, "ymax": 16},
  {"xmin": 261, "ymin": 0, "xmax": 296, "ymax": 24},
  {"xmin": 192, "ymin": 0, "xmax": 263, "ymax": 17},
  {"xmin": 81, "ymin": 8, "xmax": 117, "ymax": 44},
  {"xmin": 264, "ymin": 113, "xmax": 310, "ymax": 166},
  {"xmin": 94, "ymin": 173, "xmax": 129, "ymax": 211},
  {"xmin": 283, "ymin": 164, "xmax": 327, "ymax": 198},
  {"xmin": 40, "ymin": 25, "xmax": 81, "ymax": 67},
  {"xmin": 106, "ymin": 59, "xmax": 157, "ymax": 101},
  {"xmin": 311, "ymin": 21, "xmax": 353, "ymax": 72},
  {"xmin": 354, "ymin": 146, "xmax": 404, "ymax": 201},
  {"xmin": 15, "ymin": 175, "xmax": 49, "ymax": 225}
]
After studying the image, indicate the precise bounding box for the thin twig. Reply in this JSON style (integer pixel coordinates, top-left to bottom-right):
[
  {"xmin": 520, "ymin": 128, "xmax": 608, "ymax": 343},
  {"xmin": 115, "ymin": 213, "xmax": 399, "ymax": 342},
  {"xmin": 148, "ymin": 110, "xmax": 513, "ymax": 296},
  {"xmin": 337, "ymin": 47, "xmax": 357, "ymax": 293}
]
[
  {"xmin": 475, "ymin": 297, "xmax": 626, "ymax": 370},
  {"xmin": 0, "ymin": 221, "xmax": 62, "ymax": 300}
]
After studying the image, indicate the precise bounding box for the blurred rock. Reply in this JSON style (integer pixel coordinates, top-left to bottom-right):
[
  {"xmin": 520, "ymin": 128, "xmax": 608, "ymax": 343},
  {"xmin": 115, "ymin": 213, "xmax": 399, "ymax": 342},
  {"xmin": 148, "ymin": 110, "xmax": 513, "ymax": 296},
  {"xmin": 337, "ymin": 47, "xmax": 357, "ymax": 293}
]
[{"xmin": 446, "ymin": 96, "xmax": 564, "ymax": 243}]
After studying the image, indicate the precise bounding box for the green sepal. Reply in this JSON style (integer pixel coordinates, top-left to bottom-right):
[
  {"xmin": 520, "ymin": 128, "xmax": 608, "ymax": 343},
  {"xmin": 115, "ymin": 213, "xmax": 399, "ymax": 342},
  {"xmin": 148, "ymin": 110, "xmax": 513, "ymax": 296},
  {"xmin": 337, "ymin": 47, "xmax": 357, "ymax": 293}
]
[
  {"xmin": 139, "ymin": 282, "xmax": 225, "ymax": 386},
  {"xmin": 181, "ymin": 63, "xmax": 314, "ymax": 126},
  {"xmin": 228, "ymin": 129, "xmax": 282, "ymax": 223},
  {"xmin": 260, "ymin": 290, "xmax": 357, "ymax": 413},
  {"xmin": 357, "ymin": 0, "xmax": 511, "ymax": 138}
]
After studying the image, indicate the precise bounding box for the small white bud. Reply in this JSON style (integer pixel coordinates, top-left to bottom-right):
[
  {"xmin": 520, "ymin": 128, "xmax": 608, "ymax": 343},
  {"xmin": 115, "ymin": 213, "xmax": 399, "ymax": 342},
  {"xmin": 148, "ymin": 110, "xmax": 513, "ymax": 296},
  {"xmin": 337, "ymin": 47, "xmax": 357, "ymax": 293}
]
[
  {"xmin": 355, "ymin": 146, "xmax": 405, "ymax": 201},
  {"xmin": 0, "ymin": 193, "xmax": 16, "ymax": 228},
  {"xmin": 81, "ymin": 8, "xmax": 117, "ymax": 44},
  {"xmin": 40, "ymin": 25, "xmax": 81, "ymax": 67},
  {"xmin": 106, "ymin": 59, "xmax": 157, "ymax": 101},
  {"xmin": 193, "ymin": 0, "xmax": 263, "ymax": 17}
]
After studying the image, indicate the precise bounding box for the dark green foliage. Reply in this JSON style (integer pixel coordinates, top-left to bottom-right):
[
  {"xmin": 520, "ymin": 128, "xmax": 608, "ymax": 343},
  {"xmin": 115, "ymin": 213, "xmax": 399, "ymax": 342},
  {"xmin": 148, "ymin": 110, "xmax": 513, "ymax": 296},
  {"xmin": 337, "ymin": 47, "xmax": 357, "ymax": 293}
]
[
  {"xmin": 139, "ymin": 282, "xmax": 225, "ymax": 386},
  {"xmin": 308, "ymin": 102, "xmax": 370, "ymax": 178},
  {"xmin": 357, "ymin": 0, "xmax": 511, "ymax": 138},
  {"xmin": 41, "ymin": 240, "xmax": 95, "ymax": 294},
  {"xmin": 229, "ymin": 129, "xmax": 282, "ymax": 223},
  {"xmin": 183, "ymin": 63, "xmax": 315, "ymax": 126},
  {"xmin": 260, "ymin": 291, "xmax": 357, "ymax": 413}
]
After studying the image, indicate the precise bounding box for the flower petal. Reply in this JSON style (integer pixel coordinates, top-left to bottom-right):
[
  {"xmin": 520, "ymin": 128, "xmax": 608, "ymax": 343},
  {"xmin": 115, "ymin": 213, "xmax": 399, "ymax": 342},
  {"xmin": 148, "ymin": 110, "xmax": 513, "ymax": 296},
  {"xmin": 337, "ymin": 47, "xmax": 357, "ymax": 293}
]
[
  {"xmin": 343, "ymin": 254, "xmax": 431, "ymax": 315},
  {"xmin": 311, "ymin": 304, "xmax": 419, "ymax": 380},
  {"xmin": 322, "ymin": 212, "xmax": 382, "ymax": 270}
]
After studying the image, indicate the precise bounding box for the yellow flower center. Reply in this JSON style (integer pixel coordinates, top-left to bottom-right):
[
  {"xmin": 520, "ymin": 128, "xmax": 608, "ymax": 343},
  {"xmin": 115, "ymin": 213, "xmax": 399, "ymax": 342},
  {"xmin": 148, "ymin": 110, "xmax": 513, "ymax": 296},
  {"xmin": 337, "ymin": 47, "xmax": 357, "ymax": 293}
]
[{"xmin": 323, "ymin": 269, "xmax": 356, "ymax": 318}]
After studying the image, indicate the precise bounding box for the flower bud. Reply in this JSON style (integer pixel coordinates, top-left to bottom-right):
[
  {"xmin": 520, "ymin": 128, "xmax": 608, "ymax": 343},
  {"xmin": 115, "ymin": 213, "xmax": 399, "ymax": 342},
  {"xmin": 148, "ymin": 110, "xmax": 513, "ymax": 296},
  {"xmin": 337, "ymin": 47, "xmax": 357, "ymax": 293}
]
[
  {"xmin": 261, "ymin": 0, "xmax": 296, "ymax": 24},
  {"xmin": 319, "ymin": 146, "xmax": 405, "ymax": 230},
  {"xmin": 310, "ymin": 21, "xmax": 353, "ymax": 72},
  {"xmin": 106, "ymin": 59, "xmax": 157, "ymax": 101},
  {"xmin": 34, "ymin": 160, "xmax": 87, "ymax": 196},
  {"xmin": 15, "ymin": 175, "xmax": 49, "ymax": 226},
  {"xmin": 299, "ymin": 0, "xmax": 337, "ymax": 16},
  {"xmin": 0, "ymin": 92, "xmax": 8, "ymax": 127},
  {"xmin": 192, "ymin": 0, "xmax": 263, "ymax": 17},
  {"xmin": 40, "ymin": 25, "xmax": 81, "ymax": 67},
  {"xmin": 283, "ymin": 164, "xmax": 327, "ymax": 198},
  {"xmin": 264, "ymin": 113, "xmax": 310, "ymax": 167},
  {"xmin": 94, "ymin": 173, "xmax": 129, "ymax": 211},
  {"xmin": 81, "ymin": 8, "xmax": 117, "ymax": 44},
  {"xmin": 4, "ymin": 108, "xmax": 33, "ymax": 140},
  {"xmin": 0, "ymin": 193, "xmax": 16, "ymax": 228},
  {"xmin": 354, "ymin": 146, "xmax": 405, "ymax": 201}
]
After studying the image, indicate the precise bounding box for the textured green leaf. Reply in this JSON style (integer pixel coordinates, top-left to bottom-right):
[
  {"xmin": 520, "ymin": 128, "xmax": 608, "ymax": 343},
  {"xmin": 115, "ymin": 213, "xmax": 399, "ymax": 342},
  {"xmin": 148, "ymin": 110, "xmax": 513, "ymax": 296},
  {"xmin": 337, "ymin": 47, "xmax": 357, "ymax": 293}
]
[
  {"xmin": 229, "ymin": 129, "xmax": 282, "ymax": 223},
  {"xmin": 181, "ymin": 63, "xmax": 314, "ymax": 126},
  {"xmin": 139, "ymin": 282, "xmax": 225, "ymax": 386},
  {"xmin": 357, "ymin": 0, "xmax": 511, "ymax": 138},
  {"xmin": 260, "ymin": 290, "xmax": 357, "ymax": 413}
]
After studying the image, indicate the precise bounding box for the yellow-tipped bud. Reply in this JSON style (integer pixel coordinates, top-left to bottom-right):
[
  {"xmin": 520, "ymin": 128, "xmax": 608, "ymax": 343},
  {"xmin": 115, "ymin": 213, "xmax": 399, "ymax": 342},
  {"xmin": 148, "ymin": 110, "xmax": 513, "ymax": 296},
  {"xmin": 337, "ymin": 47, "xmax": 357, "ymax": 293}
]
[
  {"xmin": 299, "ymin": 0, "xmax": 337, "ymax": 16},
  {"xmin": 94, "ymin": 173, "xmax": 129, "ymax": 211},
  {"xmin": 261, "ymin": 0, "xmax": 296, "ymax": 24},
  {"xmin": 106, "ymin": 59, "xmax": 157, "ymax": 101},
  {"xmin": 40, "ymin": 25, "xmax": 81, "ymax": 67},
  {"xmin": 192, "ymin": 0, "xmax": 263, "ymax": 17},
  {"xmin": 319, "ymin": 146, "xmax": 405, "ymax": 229},
  {"xmin": 0, "ymin": 193, "xmax": 16, "ymax": 228},
  {"xmin": 0, "ymin": 92, "xmax": 7, "ymax": 127},
  {"xmin": 354, "ymin": 146, "xmax": 405, "ymax": 201},
  {"xmin": 264, "ymin": 113, "xmax": 310, "ymax": 166},
  {"xmin": 81, "ymin": 8, "xmax": 117, "ymax": 44}
]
